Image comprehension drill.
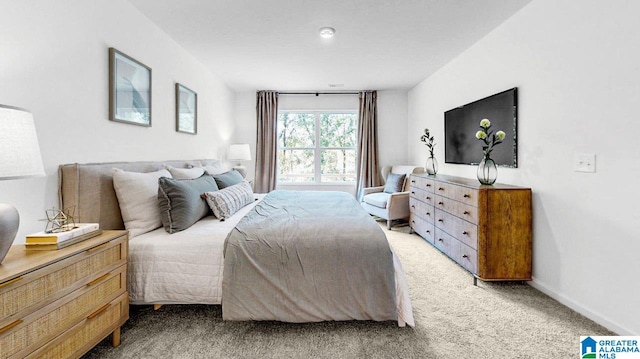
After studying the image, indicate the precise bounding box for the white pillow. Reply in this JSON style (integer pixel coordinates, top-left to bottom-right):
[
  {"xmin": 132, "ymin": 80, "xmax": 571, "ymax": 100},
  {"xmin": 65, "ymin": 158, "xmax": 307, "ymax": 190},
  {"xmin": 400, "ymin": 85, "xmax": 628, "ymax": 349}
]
[
  {"xmin": 188, "ymin": 161, "xmax": 227, "ymax": 175},
  {"xmin": 203, "ymin": 181, "xmax": 254, "ymax": 220},
  {"xmin": 164, "ymin": 165, "xmax": 205, "ymax": 179},
  {"xmin": 112, "ymin": 168, "xmax": 172, "ymax": 237}
]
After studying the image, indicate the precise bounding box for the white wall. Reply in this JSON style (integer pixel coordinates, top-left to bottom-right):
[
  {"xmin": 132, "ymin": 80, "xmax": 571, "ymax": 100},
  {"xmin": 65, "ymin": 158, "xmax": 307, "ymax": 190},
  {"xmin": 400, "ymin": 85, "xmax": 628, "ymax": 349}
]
[
  {"xmin": 233, "ymin": 91, "xmax": 409, "ymax": 195},
  {"xmin": 0, "ymin": 0, "xmax": 236, "ymax": 243},
  {"xmin": 408, "ymin": 0, "xmax": 640, "ymax": 334}
]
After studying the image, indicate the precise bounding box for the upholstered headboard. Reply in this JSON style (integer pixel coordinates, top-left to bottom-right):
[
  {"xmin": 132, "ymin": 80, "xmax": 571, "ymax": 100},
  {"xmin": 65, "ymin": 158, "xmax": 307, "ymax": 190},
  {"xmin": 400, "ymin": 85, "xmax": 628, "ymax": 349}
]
[{"xmin": 58, "ymin": 159, "xmax": 224, "ymax": 230}]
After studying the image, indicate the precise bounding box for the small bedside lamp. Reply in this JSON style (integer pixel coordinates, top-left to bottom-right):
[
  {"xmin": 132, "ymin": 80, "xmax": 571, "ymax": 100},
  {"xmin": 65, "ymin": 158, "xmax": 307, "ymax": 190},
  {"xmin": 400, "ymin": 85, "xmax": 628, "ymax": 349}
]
[
  {"xmin": 228, "ymin": 143, "xmax": 251, "ymax": 178},
  {"xmin": 0, "ymin": 105, "xmax": 45, "ymax": 264}
]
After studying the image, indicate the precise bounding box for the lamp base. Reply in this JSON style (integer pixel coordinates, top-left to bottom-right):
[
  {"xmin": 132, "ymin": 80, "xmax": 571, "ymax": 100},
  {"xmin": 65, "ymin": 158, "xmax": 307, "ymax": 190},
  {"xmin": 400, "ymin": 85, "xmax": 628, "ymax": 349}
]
[
  {"xmin": 232, "ymin": 165, "xmax": 247, "ymax": 179},
  {"xmin": 0, "ymin": 203, "xmax": 19, "ymax": 264}
]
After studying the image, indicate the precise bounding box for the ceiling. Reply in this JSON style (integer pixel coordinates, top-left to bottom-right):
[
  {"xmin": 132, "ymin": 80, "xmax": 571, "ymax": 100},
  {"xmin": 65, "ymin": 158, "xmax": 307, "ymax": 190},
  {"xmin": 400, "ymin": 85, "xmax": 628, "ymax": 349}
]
[{"xmin": 129, "ymin": 0, "xmax": 531, "ymax": 92}]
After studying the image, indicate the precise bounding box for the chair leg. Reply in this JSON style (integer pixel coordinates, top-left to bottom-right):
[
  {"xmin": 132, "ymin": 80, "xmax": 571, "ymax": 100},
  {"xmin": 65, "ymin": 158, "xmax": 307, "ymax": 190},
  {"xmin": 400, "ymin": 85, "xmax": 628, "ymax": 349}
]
[{"xmin": 387, "ymin": 220, "xmax": 392, "ymax": 230}]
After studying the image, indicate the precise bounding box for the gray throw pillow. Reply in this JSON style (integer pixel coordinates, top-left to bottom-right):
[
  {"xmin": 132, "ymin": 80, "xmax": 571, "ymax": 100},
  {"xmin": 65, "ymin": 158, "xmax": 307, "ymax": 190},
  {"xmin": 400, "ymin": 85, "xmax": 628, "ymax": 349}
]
[
  {"xmin": 203, "ymin": 181, "xmax": 254, "ymax": 221},
  {"xmin": 212, "ymin": 170, "xmax": 244, "ymax": 189},
  {"xmin": 157, "ymin": 174, "xmax": 219, "ymax": 233},
  {"xmin": 383, "ymin": 173, "xmax": 406, "ymax": 193}
]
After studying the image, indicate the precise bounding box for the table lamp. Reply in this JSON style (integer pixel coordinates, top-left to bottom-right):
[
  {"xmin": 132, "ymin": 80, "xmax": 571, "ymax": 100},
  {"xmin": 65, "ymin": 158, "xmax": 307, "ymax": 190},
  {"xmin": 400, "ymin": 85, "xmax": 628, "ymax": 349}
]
[
  {"xmin": 0, "ymin": 105, "xmax": 45, "ymax": 264},
  {"xmin": 228, "ymin": 143, "xmax": 251, "ymax": 178}
]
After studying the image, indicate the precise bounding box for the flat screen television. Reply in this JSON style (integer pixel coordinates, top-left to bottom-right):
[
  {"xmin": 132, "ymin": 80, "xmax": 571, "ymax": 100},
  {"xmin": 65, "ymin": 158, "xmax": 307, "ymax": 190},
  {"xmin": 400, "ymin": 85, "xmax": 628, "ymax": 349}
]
[{"xmin": 444, "ymin": 88, "xmax": 517, "ymax": 167}]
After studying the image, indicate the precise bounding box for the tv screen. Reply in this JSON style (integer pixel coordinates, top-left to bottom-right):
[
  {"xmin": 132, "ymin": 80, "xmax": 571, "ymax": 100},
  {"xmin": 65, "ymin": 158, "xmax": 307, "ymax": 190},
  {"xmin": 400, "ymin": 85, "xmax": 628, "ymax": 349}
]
[{"xmin": 444, "ymin": 88, "xmax": 517, "ymax": 167}]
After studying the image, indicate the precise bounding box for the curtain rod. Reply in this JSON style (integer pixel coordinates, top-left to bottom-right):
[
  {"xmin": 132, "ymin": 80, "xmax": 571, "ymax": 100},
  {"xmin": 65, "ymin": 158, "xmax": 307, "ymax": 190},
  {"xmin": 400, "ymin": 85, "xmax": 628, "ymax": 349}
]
[{"xmin": 279, "ymin": 92, "xmax": 359, "ymax": 96}]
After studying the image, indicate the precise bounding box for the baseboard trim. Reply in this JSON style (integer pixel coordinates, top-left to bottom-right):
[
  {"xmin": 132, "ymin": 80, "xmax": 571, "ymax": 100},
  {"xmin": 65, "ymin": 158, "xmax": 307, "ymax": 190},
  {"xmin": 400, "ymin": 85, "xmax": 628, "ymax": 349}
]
[{"xmin": 529, "ymin": 278, "xmax": 636, "ymax": 335}]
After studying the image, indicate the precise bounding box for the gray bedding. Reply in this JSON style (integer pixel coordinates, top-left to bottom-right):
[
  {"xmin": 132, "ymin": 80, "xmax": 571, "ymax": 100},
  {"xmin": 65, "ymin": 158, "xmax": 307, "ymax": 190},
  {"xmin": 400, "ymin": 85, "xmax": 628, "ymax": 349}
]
[{"xmin": 222, "ymin": 190, "xmax": 398, "ymax": 323}]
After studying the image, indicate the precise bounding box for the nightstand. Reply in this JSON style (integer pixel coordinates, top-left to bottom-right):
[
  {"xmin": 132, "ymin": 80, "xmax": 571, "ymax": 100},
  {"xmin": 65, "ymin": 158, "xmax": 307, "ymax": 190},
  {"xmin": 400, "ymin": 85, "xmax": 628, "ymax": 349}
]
[{"xmin": 0, "ymin": 230, "xmax": 129, "ymax": 358}]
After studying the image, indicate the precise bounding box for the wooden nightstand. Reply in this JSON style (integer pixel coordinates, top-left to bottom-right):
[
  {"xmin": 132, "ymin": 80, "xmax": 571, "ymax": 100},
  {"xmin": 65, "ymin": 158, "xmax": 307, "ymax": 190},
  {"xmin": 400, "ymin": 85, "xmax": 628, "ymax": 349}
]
[{"xmin": 0, "ymin": 230, "xmax": 129, "ymax": 358}]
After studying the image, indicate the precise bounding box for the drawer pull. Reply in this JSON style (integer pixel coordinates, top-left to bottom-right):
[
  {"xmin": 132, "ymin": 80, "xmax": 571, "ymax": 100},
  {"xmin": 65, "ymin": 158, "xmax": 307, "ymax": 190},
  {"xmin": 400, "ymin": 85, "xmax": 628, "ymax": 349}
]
[
  {"xmin": 438, "ymin": 238, "xmax": 443, "ymax": 242},
  {"xmin": 87, "ymin": 272, "xmax": 111, "ymax": 287},
  {"xmin": 425, "ymin": 230, "xmax": 430, "ymax": 234},
  {"xmin": 411, "ymin": 191, "xmax": 415, "ymax": 195},
  {"xmin": 0, "ymin": 319, "xmax": 23, "ymax": 335},
  {"xmin": 438, "ymin": 201, "xmax": 444, "ymax": 205},
  {"xmin": 0, "ymin": 276, "xmax": 23, "ymax": 289},
  {"xmin": 87, "ymin": 242, "xmax": 110, "ymax": 253},
  {"xmin": 87, "ymin": 303, "xmax": 112, "ymax": 319},
  {"xmin": 438, "ymin": 187, "xmax": 444, "ymax": 191},
  {"xmin": 411, "ymin": 180, "xmax": 416, "ymax": 183},
  {"xmin": 426, "ymin": 212, "xmax": 431, "ymax": 216},
  {"xmin": 426, "ymin": 196, "xmax": 431, "ymax": 200},
  {"xmin": 462, "ymin": 231, "xmax": 469, "ymax": 235},
  {"xmin": 411, "ymin": 205, "xmax": 415, "ymax": 208},
  {"xmin": 462, "ymin": 254, "xmax": 469, "ymax": 259},
  {"xmin": 411, "ymin": 220, "xmax": 415, "ymax": 224},
  {"xmin": 438, "ymin": 219, "xmax": 443, "ymax": 222},
  {"xmin": 426, "ymin": 184, "xmax": 431, "ymax": 187},
  {"xmin": 463, "ymin": 194, "xmax": 470, "ymax": 198},
  {"xmin": 463, "ymin": 211, "xmax": 470, "ymax": 215}
]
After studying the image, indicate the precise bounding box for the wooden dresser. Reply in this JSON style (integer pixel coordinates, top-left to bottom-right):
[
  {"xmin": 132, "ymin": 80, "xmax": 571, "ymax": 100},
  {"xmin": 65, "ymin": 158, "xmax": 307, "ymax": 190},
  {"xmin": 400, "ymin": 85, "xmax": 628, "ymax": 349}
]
[
  {"xmin": 0, "ymin": 230, "xmax": 128, "ymax": 359},
  {"xmin": 409, "ymin": 174, "xmax": 532, "ymax": 284}
]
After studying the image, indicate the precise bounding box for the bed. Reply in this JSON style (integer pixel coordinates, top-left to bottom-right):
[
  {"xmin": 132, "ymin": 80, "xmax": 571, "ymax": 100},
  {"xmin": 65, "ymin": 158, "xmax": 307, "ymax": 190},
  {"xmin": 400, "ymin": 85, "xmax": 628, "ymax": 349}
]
[{"xmin": 58, "ymin": 160, "xmax": 414, "ymax": 327}]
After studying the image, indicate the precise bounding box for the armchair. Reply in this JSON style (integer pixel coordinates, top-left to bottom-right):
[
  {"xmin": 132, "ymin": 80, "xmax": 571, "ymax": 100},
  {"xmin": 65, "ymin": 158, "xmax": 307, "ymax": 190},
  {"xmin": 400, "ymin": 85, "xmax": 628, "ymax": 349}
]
[{"xmin": 361, "ymin": 165, "xmax": 425, "ymax": 230}]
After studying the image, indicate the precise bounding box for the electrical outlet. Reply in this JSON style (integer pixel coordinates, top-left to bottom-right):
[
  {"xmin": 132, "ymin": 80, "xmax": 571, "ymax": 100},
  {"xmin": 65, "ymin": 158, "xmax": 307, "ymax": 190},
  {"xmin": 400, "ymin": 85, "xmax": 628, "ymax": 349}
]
[{"xmin": 574, "ymin": 154, "xmax": 596, "ymax": 173}]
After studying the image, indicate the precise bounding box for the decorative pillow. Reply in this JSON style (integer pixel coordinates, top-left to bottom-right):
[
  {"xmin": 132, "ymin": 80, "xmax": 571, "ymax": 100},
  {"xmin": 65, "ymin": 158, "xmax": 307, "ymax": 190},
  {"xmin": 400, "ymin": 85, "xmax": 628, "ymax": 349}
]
[
  {"xmin": 112, "ymin": 168, "xmax": 172, "ymax": 238},
  {"xmin": 158, "ymin": 175, "xmax": 219, "ymax": 233},
  {"xmin": 212, "ymin": 170, "xmax": 245, "ymax": 189},
  {"xmin": 188, "ymin": 161, "xmax": 227, "ymax": 176},
  {"xmin": 164, "ymin": 165, "xmax": 205, "ymax": 180},
  {"xmin": 203, "ymin": 181, "xmax": 254, "ymax": 221},
  {"xmin": 383, "ymin": 173, "xmax": 406, "ymax": 194}
]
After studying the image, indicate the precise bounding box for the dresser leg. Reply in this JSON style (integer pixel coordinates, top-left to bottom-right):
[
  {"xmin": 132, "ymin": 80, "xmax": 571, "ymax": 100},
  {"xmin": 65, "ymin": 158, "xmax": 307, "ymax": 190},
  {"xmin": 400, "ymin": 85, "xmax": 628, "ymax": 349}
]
[
  {"xmin": 473, "ymin": 276, "xmax": 478, "ymax": 286},
  {"xmin": 112, "ymin": 327, "xmax": 121, "ymax": 347}
]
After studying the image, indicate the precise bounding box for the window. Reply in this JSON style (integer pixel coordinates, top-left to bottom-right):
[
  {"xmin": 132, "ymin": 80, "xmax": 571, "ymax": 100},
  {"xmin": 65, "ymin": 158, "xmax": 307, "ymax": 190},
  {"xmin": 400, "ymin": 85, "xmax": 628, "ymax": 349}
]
[{"xmin": 277, "ymin": 111, "xmax": 357, "ymax": 183}]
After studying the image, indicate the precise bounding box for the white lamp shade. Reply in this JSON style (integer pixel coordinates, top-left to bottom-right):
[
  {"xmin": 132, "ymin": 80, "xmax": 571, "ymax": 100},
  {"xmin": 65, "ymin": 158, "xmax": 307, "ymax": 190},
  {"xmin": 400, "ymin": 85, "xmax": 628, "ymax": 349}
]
[
  {"xmin": 228, "ymin": 144, "xmax": 251, "ymax": 161},
  {"xmin": 0, "ymin": 105, "xmax": 45, "ymax": 180}
]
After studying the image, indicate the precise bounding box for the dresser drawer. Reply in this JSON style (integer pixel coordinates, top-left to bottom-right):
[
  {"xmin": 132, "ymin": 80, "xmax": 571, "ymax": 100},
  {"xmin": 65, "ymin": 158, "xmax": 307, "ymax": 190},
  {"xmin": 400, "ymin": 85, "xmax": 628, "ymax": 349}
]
[
  {"xmin": 409, "ymin": 187, "xmax": 434, "ymax": 206},
  {"xmin": 434, "ymin": 182, "xmax": 478, "ymax": 207},
  {"xmin": 1, "ymin": 265, "xmax": 126, "ymax": 358},
  {"xmin": 434, "ymin": 195, "xmax": 478, "ymax": 224},
  {"xmin": 25, "ymin": 292, "xmax": 129, "ymax": 359},
  {"xmin": 410, "ymin": 215, "xmax": 434, "ymax": 244},
  {"xmin": 0, "ymin": 236, "xmax": 127, "ymax": 327},
  {"xmin": 434, "ymin": 228, "xmax": 460, "ymax": 259},
  {"xmin": 410, "ymin": 176, "xmax": 434, "ymax": 193},
  {"xmin": 434, "ymin": 209, "xmax": 478, "ymax": 249},
  {"xmin": 457, "ymin": 243, "xmax": 478, "ymax": 274}
]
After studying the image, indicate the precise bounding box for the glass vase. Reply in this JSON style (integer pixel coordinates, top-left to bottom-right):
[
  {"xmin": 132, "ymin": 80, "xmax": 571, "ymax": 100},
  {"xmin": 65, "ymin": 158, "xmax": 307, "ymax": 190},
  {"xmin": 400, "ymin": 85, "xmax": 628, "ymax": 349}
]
[
  {"xmin": 425, "ymin": 156, "xmax": 438, "ymax": 175},
  {"xmin": 477, "ymin": 156, "xmax": 497, "ymax": 185}
]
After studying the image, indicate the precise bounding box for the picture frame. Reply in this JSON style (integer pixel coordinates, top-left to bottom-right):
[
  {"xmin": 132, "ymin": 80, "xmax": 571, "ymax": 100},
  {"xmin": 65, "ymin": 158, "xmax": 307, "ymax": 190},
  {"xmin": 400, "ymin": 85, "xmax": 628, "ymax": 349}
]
[
  {"xmin": 109, "ymin": 48, "xmax": 152, "ymax": 126},
  {"xmin": 175, "ymin": 83, "xmax": 197, "ymax": 134}
]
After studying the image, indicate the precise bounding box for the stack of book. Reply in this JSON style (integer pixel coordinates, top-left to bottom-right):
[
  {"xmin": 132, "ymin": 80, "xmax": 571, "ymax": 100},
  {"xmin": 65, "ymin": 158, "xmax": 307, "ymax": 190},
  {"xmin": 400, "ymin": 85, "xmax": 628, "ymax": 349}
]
[{"xmin": 26, "ymin": 223, "xmax": 102, "ymax": 250}]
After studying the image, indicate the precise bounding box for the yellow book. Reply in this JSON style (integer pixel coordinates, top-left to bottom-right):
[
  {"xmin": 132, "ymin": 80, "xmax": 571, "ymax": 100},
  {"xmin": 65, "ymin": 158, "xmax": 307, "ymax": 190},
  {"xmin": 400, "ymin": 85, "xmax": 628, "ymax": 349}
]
[
  {"xmin": 26, "ymin": 223, "xmax": 100, "ymax": 244},
  {"xmin": 25, "ymin": 230, "xmax": 103, "ymax": 250}
]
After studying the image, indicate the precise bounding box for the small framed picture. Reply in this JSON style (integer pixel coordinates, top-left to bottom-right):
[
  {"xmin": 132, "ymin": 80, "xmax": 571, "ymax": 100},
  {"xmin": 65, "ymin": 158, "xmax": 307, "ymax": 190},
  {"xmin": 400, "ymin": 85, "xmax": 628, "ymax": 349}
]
[
  {"xmin": 109, "ymin": 48, "xmax": 152, "ymax": 126},
  {"xmin": 176, "ymin": 83, "xmax": 197, "ymax": 134}
]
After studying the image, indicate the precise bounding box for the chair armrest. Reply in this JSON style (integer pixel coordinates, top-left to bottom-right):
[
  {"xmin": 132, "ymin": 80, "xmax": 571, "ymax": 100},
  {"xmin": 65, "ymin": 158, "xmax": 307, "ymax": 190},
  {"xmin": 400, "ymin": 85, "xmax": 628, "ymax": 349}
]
[
  {"xmin": 361, "ymin": 186, "xmax": 385, "ymax": 198},
  {"xmin": 387, "ymin": 191, "xmax": 411, "ymax": 217}
]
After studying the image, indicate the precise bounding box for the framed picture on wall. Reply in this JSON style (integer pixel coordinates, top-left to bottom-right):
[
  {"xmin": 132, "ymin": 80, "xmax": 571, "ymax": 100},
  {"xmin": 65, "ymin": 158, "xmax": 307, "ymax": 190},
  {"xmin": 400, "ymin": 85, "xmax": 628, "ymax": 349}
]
[
  {"xmin": 109, "ymin": 48, "xmax": 152, "ymax": 126},
  {"xmin": 176, "ymin": 83, "xmax": 197, "ymax": 134}
]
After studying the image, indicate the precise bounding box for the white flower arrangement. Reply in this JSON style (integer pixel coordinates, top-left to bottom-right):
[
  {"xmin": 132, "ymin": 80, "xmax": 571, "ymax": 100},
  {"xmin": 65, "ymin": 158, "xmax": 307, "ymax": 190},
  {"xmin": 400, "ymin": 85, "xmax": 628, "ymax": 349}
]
[{"xmin": 475, "ymin": 118, "xmax": 505, "ymax": 159}]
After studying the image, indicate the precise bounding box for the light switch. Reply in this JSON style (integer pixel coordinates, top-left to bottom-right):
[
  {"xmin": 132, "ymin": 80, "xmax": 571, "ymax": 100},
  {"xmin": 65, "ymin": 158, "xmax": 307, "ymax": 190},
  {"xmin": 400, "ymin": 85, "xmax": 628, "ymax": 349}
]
[{"xmin": 574, "ymin": 154, "xmax": 596, "ymax": 173}]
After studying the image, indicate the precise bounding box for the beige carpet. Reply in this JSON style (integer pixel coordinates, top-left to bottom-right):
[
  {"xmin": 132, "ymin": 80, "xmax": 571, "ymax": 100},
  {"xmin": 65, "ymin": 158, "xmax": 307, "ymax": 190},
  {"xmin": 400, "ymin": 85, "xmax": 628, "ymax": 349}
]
[{"xmin": 84, "ymin": 223, "xmax": 613, "ymax": 358}]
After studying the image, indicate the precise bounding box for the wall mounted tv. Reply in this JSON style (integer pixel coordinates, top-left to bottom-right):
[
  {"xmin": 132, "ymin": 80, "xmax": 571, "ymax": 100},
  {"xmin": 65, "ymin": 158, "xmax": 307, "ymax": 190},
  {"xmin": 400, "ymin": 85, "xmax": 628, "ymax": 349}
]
[{"xmin": 444, "ymin": 88, "xmax": 517, "ymax": 167}]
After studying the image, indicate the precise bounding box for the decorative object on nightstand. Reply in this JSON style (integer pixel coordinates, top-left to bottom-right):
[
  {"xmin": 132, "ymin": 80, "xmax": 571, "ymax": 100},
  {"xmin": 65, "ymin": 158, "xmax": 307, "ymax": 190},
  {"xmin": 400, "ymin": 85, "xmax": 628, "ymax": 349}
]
[
  {"xmin": 0, "ymin": 105, "xmax": 45, "ymax": 264},
  {"xmin": 475, "ymin": 118, "xmax": 505, "ymax": 185},
  {"xmin": 228, "ymin": 143, "xmax": 252, "ymax": 178},
  {"xmin": 420, "ymin": 128, "xmax": 438, "ymax": 175}
]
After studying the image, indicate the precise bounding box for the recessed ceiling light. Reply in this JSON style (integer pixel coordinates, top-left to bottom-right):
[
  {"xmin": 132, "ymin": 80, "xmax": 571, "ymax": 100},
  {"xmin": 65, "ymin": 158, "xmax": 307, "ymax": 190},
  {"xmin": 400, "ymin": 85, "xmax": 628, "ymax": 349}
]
[{"xmin": 319, "ymin": 27, "xmax": 335, "ymax": 39}]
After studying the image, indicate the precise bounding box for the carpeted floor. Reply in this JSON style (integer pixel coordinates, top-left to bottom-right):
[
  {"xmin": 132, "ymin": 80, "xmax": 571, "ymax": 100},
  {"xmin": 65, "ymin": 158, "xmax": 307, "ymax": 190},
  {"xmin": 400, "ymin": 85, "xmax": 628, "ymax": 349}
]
[{"xmin": 83, "ymin": 223, "xmax": 613, "ymax": 358}]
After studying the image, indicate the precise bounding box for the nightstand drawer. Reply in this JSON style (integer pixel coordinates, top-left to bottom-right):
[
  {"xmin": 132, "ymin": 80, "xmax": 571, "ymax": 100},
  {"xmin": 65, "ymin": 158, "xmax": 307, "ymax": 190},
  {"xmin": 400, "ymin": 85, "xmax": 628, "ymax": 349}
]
[
  {"xmin": 1, "ymin": 265, "xmax": 126, "ymax": 359},
  {"xmin": 0, "ymin": 236, "xmax": 127, "ymax": 326},
  {"xmin": 25, "ymin": 292, "xmax": 129, "ymax": 359}
]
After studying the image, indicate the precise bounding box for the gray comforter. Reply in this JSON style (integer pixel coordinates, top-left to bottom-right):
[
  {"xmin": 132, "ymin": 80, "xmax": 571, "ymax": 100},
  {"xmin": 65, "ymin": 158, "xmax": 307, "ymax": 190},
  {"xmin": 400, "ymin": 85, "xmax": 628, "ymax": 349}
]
[{"xmin": 222, "ymin": 190, "xmax": 398, "ymax": 323}]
